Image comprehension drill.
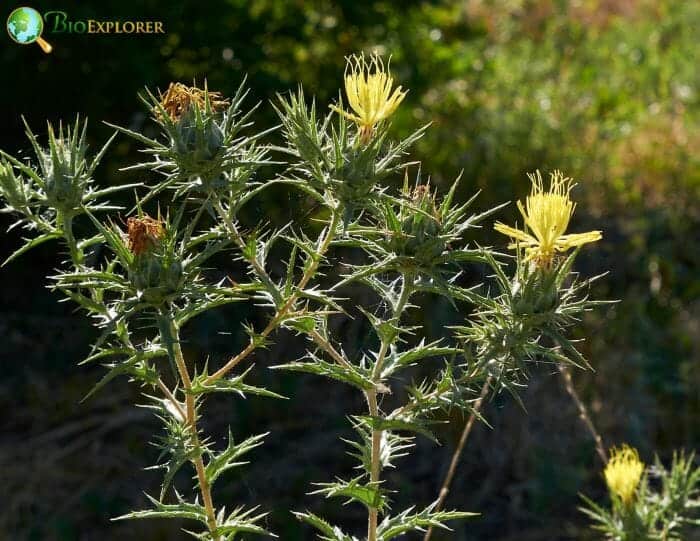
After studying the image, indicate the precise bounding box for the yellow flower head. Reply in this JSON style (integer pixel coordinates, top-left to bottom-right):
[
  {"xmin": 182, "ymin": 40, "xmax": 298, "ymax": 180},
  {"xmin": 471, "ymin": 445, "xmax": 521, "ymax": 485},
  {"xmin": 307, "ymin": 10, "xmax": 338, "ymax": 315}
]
[
  {"xmin": 332, "ymin": 53, "xmax": 407, "ymax": 143},
  {"xmin": 494, "ymin": 170, "xmax": 602, "ymax": 268},
  {"xmin": 604, "ymin": 445, "xmax": 645, "ymax": 506}
]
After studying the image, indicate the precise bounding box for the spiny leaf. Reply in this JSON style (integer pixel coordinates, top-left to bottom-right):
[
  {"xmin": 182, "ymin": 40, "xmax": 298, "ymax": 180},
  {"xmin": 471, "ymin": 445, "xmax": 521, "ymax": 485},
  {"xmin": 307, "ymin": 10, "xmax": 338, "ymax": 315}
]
[
  {"xmin": 377, "ymin": 503, "xmax": 477, "ymax": 539},
  {"xmin": 191, "ymin": 365, "xmax": 285, "ymax": 399},
  {"xmin": 205, "ymin": 431, "xmax": 268, "ymax": 487},
  {"xmin": 272, "ymin": 353, "xmax": 374, "ymax": 392},
  {"xmin": 356, "ymin": 415, "xmax": 437, "ymax": 442},
  {"xmin": 113, "ymin": 492, "xmax": 208, "ymax": 524},
  {"xmin": 293, "ymin": 512, "xmax": 358, "ymax": 541},
  {"xmin": 312, "ymin": 476, "xmax": 387, "ymax": 511},
  {"xmin": 2, "ymin": 231, "xmax": 62, "ymax": 266}
]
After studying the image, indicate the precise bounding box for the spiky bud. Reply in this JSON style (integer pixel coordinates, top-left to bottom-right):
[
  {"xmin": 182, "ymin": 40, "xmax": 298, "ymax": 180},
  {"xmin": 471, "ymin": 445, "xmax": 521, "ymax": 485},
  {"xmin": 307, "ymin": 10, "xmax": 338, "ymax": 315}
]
[
  {"xmin": 40, "ymin": 124, "xmax": 90, "ymax": 214},
  {"xmin": 385, "ymin": 184, "xmax": 446, "ymax": 269},
  {"xmin": 157, "ymin": 83, "xmax": 231, "ymax": 191},
  {"xmin": 0, "ymin": 159, "xmax": 28, "ymax": 210},
  {"xmin": 127, "ymin": 215, "xmax": 184, "ymax": 305}
]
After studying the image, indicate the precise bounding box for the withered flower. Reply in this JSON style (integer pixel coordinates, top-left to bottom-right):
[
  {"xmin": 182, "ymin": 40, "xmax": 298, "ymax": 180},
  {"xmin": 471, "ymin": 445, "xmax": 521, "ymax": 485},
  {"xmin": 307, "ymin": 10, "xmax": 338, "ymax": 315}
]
[
  {"xmin": 127, "ymin": 215, "xmax": 165, "ymax": 255},
  {"xmin": 158, "ymin": 82, "xmax": 230, "ymax": 121}
]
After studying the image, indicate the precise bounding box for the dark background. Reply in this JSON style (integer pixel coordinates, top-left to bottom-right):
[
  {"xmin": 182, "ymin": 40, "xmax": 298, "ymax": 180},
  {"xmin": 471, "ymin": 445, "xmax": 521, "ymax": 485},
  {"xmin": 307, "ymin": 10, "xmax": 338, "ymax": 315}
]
[{"xmin": 1, "ymin": 1, "xmax": 698, "ymax": 540}]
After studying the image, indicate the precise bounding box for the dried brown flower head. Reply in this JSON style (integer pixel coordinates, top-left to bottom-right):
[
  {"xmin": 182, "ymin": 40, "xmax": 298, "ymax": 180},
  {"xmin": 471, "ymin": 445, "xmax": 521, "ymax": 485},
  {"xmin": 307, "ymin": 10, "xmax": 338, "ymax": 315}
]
[
  {"xmin": 127, "ymin": 215, "xmax": 165, "ymax": 255},
  {"xmin": 158, "ymin": 82, "xmax": 230, "ymax": 121}
]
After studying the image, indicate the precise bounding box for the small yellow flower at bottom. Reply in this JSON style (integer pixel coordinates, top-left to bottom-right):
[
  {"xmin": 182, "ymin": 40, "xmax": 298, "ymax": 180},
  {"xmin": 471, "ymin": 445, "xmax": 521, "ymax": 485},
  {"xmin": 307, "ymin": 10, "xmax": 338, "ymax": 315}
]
[
  {"xmin": 494, "ymin": 170, "xmax": 602, "ymax": 268},
  {"xmin": 331, "ymin": 53, "xmax": 407, "ymax": 144},
  {"xmin": 604, "ymin": 445, "xmax": 645, "ymax": 506}
]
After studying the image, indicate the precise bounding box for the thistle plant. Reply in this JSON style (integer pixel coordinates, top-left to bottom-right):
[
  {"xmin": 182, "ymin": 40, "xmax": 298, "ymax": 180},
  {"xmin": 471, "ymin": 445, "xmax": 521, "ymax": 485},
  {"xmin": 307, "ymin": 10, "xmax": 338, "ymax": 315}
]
[
  {"xmin": 424, "ymin": 171, "xmax": 609, "ymax": 540},
  {"xmin": 1, "ymin": 52, "xmax": 623, "ymax": 541},
  {"xmin": 0, "ymin": 117, "xmax": 136, "ymax": 265},
  {"xmin": 1, "ymin": 85, "xmax": 280, "ymax": 540},
  {"xmin": 581, "ymin": 446, "xmax": 700, "ymax": 540}
]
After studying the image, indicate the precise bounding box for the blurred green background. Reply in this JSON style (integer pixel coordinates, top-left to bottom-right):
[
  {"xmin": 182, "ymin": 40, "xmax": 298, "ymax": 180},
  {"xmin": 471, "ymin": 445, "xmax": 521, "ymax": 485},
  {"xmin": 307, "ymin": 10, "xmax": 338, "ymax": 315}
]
[{"xmin": 1, "ymin": 0, "xmax": 698, "ymax": 539}]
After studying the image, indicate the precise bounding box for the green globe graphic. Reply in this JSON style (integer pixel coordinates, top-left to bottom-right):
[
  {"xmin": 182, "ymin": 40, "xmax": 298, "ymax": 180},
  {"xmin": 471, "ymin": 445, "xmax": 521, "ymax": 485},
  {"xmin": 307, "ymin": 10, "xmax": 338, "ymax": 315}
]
[{"xmin": 7, "ymin": 6, "xmax": 43, "ymax": 44}]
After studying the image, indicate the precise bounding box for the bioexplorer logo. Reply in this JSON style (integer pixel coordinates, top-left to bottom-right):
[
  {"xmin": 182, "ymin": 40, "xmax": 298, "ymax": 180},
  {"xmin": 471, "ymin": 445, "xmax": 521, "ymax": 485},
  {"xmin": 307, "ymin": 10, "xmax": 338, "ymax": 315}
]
[
  {"xmin": 7, "ymin": 7, "xmax": 52, "ymax": 53},
  {"xmin": 6, "ymin": 6, "xmax": 165, "ymax": 54}
]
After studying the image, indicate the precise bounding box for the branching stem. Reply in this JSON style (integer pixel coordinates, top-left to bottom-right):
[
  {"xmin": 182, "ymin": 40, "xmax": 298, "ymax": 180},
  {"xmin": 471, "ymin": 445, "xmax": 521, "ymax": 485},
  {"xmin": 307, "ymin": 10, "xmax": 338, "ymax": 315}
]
[
  {"xmin": 213, "ymin": 198, "xmax": 279, "ymax": 299},
  {"xmin": 204, "ymin": 208, "xmax": 341, "ymax": 385},
  {"xmin": 162, "ymin": 314, "xmax": 219, "ymax": 538},
  {"xmin": 309, "ymin": 329, "xmax": 352, "ymax": 369}
]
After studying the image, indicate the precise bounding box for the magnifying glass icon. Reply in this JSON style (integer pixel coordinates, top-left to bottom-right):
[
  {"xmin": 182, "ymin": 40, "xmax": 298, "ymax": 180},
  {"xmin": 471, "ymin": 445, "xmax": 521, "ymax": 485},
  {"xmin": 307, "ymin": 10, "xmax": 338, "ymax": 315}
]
[{"xmin": 7, "ymin": 7, "xmax": 53, "ymax": 53}]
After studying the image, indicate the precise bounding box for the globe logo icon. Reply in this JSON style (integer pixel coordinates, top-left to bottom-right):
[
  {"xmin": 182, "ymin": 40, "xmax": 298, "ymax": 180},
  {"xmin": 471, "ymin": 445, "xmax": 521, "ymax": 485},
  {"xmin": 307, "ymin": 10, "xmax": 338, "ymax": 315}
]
[{"xmin": 7, "ymin": 6, "xmax": 53, "ymax": 53}]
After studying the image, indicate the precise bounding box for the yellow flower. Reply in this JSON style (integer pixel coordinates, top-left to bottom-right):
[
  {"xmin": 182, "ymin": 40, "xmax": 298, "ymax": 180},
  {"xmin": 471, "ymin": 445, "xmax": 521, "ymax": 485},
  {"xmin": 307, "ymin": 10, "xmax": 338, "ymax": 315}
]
[
  {"xmin": 604, "ymin": 445, "xmax": 645, "ymax": 506},
  {"xmin": 332, "ymin": 53, "xmax": 407, "ymax": 143},
  {"xmin": 494, "ymin": 170, "xmax": 602, "ymax": 268}
]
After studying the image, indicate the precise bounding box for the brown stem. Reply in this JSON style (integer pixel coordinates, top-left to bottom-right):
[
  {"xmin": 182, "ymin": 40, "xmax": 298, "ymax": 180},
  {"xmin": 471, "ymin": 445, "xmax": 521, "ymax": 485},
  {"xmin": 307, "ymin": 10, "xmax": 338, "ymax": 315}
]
[
  {"xmin": 308, "ymin": 329, "xmax": 352, "ymax": 369},
  {"xmin": 204, "ymin": 209, "xmax": 340, "ymax": 385},
  {"xmin": 423, "ymin": 376, "xmax": 492, "ymax": 541},
  {"xmin": 166, "ymin": 317, "xmax": 219, "ymax": 538},
  {"xmin": 366, "ymin": 277, "xmax": 412, "ymax": 541},
  {"xmin": 558, "ymin": 363, "xmax": 608, "ymax": 463},
  {"xmin": 156, "ymin": 377, "xmax": 187, "ymax": 422},
  {"xmin": 366, "ymin": 340, "xmax": 389, "ymax": 541}
]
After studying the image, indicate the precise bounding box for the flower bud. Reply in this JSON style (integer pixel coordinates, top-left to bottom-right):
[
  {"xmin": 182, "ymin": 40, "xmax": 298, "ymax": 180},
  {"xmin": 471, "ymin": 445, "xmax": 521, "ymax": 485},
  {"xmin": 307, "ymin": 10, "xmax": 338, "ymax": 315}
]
[
  {"xmin": 126, "ymin": 216, "xmax": 184, "ymax": 305},
  {"xmin": 511, "ymin": 271, "xmax": 560, "ymax": 316},
  {"xmin": 389, "ymin": 184, "xmax": 446, "ymax": 265},
  {"xmin": 0, "ymin": 160, "xmax": 28, "ymax": 210},
  {"xmin": 158, "ymin": 82, "xmax": 230, "ymax": 190},
  {"xmin": 335, "ymin": 146, "xmax": 379, "ymax": 206},
  {"xmin": 174, "ymin": 112, "xmax": 226, "ymax": 171},
  {"xmin": 40, "ymin": 129, "xmax": 89, "ymax": 213}
]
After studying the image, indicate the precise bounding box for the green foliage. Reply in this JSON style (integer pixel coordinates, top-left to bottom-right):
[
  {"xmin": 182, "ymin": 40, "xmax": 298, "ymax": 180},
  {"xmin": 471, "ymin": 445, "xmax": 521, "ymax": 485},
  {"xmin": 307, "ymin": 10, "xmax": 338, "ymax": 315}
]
[
  {"xmin": 581, "ymin": 451, "xmax": 700, "ymax": 540},
  {"xmin": 0, "ymin": 53, "xmax": 612, "ymax": 540},
  {"xmin": 1, "ymin": 1, "xmax": 698, "ymax": 539},
  {"xmin": 0, "ymin": 117, "xmax": 135, "ymax": 265}
]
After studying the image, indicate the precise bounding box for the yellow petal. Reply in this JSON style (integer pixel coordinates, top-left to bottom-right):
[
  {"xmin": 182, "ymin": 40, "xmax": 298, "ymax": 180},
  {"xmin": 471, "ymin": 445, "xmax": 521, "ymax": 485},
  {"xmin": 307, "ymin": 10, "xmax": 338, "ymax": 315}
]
[
  {"xmin": 556, "ymin": 230, "xmax": 602, "ymax": 250},
  {"xmin": 494, "ymin": 222, "xmax": 538, "ymax": 245},
  {"xmin": 330, "ymin": 104, "xmax": 363, "ymax": 125}
]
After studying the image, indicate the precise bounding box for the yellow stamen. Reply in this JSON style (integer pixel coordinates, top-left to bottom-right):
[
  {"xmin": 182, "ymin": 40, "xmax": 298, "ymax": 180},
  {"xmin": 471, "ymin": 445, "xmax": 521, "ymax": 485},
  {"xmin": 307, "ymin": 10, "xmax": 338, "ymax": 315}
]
[
  {"xmin": 331, "ymin": 53, "xmax": 407, "ymax": 143},
  {"xmin": 494, "ymin": 170, "xmax": 602, "ymax": 268},
  {"xmin": 604, "ymin": 445, "xmax": 644, "ymax": 506}
]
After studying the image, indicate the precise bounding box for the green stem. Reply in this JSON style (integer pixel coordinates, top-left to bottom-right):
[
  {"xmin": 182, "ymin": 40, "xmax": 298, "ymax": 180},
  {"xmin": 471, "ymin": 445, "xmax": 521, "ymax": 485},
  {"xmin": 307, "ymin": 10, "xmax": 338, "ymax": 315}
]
[
  {"xmin": 366, "ymin": 386, "xmax": 381, "ymax": 541},
  {"xmin": 61, "ymin": 212, "xmax": 83, "ymax": 266}
]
